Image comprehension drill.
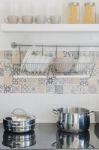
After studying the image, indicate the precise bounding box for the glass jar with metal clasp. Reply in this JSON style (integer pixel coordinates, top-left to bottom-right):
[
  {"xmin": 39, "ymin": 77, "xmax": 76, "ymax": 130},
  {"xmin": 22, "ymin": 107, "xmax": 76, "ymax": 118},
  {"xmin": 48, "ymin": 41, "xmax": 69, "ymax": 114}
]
[
  {"xmin": 68, "ymin": 2, "xmax": 80, "ymax": 24},
  {"xmin": 83, "ymin": 2, "xmax": 96, "ymax": 24}
]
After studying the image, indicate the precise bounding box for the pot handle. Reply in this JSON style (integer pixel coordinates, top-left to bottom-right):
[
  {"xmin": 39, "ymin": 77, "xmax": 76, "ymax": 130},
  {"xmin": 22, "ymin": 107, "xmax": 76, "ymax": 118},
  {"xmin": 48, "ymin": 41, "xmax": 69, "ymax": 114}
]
[
  {"xmin": 89, "ymin": 144, "xmax": 95, "ymax": 149},
  {"xmin": 52, "ymin": 141, "xmax": 58, "ymax": 147},
  {"xmin": 87, "ymin": 111, "xmax": 95, "ymax": 116},
  {"xmin": 52, "ymin": 109, "xmax": 59, "ymax": 115},
  {"xmin": 11, "ymin": 108, "xmax": 27, "ymax": 116},
  {"xmin": 89, "ymin": 111, "xmax": 95, "ymax": 114}
]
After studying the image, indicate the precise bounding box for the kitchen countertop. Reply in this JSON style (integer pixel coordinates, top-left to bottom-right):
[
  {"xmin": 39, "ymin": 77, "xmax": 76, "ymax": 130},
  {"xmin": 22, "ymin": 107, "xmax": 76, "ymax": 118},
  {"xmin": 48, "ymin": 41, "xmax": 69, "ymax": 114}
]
[{"xmin": 0, "ymin": 123, "xmax": 99, "ymax": 149}]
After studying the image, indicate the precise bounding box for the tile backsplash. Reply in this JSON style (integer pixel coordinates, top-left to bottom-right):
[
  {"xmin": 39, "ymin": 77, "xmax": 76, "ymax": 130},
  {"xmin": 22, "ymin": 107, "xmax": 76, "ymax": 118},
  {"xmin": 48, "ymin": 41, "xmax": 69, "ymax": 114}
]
[{"xmin": 0, "ymin": 49, "xmax": 99, "ymax": 94}]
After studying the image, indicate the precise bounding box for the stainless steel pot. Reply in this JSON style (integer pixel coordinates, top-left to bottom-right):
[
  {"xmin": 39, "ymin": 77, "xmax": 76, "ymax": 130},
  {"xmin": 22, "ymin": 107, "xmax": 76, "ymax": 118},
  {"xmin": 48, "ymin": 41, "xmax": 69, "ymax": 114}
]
[
  {"xmin": 3, "ymin": 108, "xmax": 35, "ymax": 133},
  {"xmin": 53, "ymin": 107, "xmax": 94, "ymax": 133},
  {"xmin": 2, "ymin": 131, "xmax": 36, "ymax": 148},
  {"xmin": 52, "ymin": 130, "xmax": 95, "ymax": 149}
]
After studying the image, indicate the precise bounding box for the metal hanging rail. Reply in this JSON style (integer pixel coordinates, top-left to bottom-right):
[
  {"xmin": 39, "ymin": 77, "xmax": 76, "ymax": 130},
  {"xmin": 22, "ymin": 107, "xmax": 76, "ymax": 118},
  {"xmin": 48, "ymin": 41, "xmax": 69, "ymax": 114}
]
[{"xmin": 11, "ymin": 42, "xmax": 99, "ymax": 48}]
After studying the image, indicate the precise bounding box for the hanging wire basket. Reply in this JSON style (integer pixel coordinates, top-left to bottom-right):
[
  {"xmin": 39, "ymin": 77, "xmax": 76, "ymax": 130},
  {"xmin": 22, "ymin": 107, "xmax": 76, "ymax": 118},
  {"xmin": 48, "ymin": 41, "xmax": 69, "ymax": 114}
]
[{"xmin": 8, "ymin": 62, "xmax": 95, "ymax": 79}]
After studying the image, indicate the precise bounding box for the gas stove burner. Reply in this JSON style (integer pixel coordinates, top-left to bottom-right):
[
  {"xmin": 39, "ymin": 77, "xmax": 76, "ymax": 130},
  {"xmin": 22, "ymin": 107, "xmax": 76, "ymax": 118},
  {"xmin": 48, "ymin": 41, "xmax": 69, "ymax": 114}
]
[{"xmin": 2, "ymin": 131, "xmax": 36, "ymax": 148}]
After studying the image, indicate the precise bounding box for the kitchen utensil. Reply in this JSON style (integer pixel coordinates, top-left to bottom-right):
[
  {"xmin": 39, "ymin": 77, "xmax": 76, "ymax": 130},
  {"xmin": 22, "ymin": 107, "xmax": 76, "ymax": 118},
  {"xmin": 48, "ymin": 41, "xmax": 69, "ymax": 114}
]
[
  {"xmin": 52, "ymin": 130, "xmax": 95, "ymax": 149},
  {"xmin": 3, "ymin": 108, "xmax": 35, "ymax": 133},
  {"xmin": 21, "ymin": 16, "xmax": 33, "ymax": 24},
  {"xmin": 2, "ymin": 131, "xmax": 36, "ymax": 148},
  {"xmin": 53, "ymin": 107, "xmax": 94, "ymax": 133},
  {"xmin": 5, "ymin": 16, "xmax": 19, "ymax": 24}
]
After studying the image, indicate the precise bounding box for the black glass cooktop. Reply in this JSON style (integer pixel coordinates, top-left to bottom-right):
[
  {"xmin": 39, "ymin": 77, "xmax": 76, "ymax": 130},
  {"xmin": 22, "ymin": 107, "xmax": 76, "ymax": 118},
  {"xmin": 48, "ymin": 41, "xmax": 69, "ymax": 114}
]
[{"xmin": 0, "ymin": 123, "xmax": 99, "ymax": 149}]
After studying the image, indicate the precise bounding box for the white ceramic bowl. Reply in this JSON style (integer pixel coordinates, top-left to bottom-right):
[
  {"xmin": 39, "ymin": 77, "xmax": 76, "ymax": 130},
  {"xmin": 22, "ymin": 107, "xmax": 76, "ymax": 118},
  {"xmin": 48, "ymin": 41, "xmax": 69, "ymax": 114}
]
[
  {"xmin": 22, "ymin": 55, "xmax": 53, "ymax": 73},
  {"xmin": 54, "ymin": 58, "xmax": 74, "ymax": 73}
]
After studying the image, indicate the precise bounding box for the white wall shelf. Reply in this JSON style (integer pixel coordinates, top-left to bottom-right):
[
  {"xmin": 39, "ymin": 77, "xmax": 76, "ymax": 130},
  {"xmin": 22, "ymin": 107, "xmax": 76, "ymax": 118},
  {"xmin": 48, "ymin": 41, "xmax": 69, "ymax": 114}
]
[{"xmin": 1, "ymin": 24, "xmax": 99, "ymax": 32}]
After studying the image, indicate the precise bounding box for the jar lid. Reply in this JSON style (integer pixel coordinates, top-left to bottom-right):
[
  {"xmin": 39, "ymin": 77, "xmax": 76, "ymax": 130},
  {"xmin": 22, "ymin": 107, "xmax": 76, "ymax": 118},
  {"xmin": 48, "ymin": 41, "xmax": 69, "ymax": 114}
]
[
  {"xmin": 84, "ymin": 2, "xmax": 95, "ymax": 6},
  {"xmin": 4, "ymin": 108, "xmax": 35, "ymax": 122},
  {"xmin": 69, "ymin": 2, "xmax": 79, "ymax": 6}
]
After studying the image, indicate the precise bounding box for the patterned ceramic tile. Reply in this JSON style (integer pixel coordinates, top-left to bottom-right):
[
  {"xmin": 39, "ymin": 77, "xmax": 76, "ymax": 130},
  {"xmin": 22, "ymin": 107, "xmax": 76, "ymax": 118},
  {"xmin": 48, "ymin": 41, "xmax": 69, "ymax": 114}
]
[
  {"xmin": 20, "ymin": 78, "xmax": 39, "ymax": 93},
  {"xmin": 0, "ymin": 68, "xmax": 4, "ymax": 76},
  {"xmin": 0, "ymin": 49, "xmax": 99, "ymax": 94},
  {"xmin": 4, "ymin": 85, "xmax": 12, "ymax": 93},
  {"xmin": 0, "ymin": 51, "xmax": 4, "ymax": 60},
  {"xmin": 55, "ymin": 85, "xmax": 63, "ymax": 94},
  {"xmin": 46, "ymin": 84, "xmax": 55, "ymax": 94},
  {"xmin": 38, "ymin": 78, "xmax": 46, "ymax": 84},
  {"xmin": 4, "ymin": 51, "xmax": 12, "ymax": 60},
  {"xmin": 11, "ymin": 84, "xmax": 21, "ymax": 93},
  {"xmin": 38, "ymin": 79, "xmax": 46, "ymax": 93},
  {"xmin": 0, "ymin": 85, "xmax": 4, "ymax": 93},
  {"xmin": 4, "ymin": 76, "xmax": 12, "ymax": 86},
  {"xmin": 0, "ymin": 77, "xmax": 4, "ymax": 85},
  {"xmin": 12, "ymin": 78, "xmax": 19, "ymax": 85},
  {"xmin": 71, "ymin": 85, "xmax": 81, "ymax": 94},
  {"xmin": 12, "ymin": 51, "xmax": 20, "ymax": 64},
  {"xmin": 64, "ymin": 84, "xmax": 72, "ymax": 94},
  {"xmin": 0, "ymin": 77, "xmax": 4, "ymax": 93},
  {"xmin": 21, "ymin": 84, "xmax": 32, "ymax": 93},
  {"xmin": 88, "ymin": 85, "xmax": 97, "ymax": 94}
]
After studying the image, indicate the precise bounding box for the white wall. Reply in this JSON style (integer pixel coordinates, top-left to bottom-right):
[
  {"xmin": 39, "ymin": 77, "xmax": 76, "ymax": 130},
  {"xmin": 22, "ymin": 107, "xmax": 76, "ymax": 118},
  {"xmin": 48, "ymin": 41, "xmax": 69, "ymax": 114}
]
[
  {"xmin": 0, "ymin": 0, "xmax": 99, "ymax": 123},
  {"xmin": 0, "ymin": 94, "xmax": 98, "ymax": 123}
]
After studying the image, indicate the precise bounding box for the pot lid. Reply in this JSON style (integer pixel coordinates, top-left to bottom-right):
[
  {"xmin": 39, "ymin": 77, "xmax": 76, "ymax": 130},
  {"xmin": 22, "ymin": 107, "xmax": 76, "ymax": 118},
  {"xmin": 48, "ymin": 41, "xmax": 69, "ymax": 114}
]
[{"xmin": 5, "ymin": 108, "xmax": 35, "ymax": 122}]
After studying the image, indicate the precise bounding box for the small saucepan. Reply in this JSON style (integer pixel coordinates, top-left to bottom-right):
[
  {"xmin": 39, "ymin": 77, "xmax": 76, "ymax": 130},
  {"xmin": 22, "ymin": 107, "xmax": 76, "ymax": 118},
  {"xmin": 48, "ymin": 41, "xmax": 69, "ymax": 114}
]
[{"xmin": 3, "ymin": 108, "xmax": 35, "ymax": 133}]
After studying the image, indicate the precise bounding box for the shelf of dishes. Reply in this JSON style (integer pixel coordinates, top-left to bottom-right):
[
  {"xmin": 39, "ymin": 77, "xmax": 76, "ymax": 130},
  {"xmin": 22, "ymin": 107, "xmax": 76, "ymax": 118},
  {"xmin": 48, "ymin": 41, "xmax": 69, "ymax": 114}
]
[
  {"xmin": 1, "ymin": 2, "xmax": 96, "ymax": 24},
  {"xmin": 1, "ymin": 24, "xmax": 99, "ymax": 32}
]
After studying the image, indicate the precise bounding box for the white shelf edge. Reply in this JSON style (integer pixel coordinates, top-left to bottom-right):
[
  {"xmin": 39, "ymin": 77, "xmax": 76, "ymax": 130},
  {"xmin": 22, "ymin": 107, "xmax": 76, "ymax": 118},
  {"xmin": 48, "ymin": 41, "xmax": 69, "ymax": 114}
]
[
  {"xmin": 1, "ymin": 24, "xmax": 99, "ymax": 32},
  {"xmin": 13, "ymin": 75, "xmax": 90, "ymax": 79}
]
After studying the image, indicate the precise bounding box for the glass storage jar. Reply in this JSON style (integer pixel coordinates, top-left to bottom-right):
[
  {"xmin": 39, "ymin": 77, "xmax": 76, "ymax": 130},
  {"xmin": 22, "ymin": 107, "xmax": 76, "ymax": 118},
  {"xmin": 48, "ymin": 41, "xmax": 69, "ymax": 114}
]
[
  {"xmin": 68, "ymin": 2, "xmax": 80, "ymax": 24},
  {"xmin": 83, "ymin": 2, "xmax": 96, "ymax": 24}
]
